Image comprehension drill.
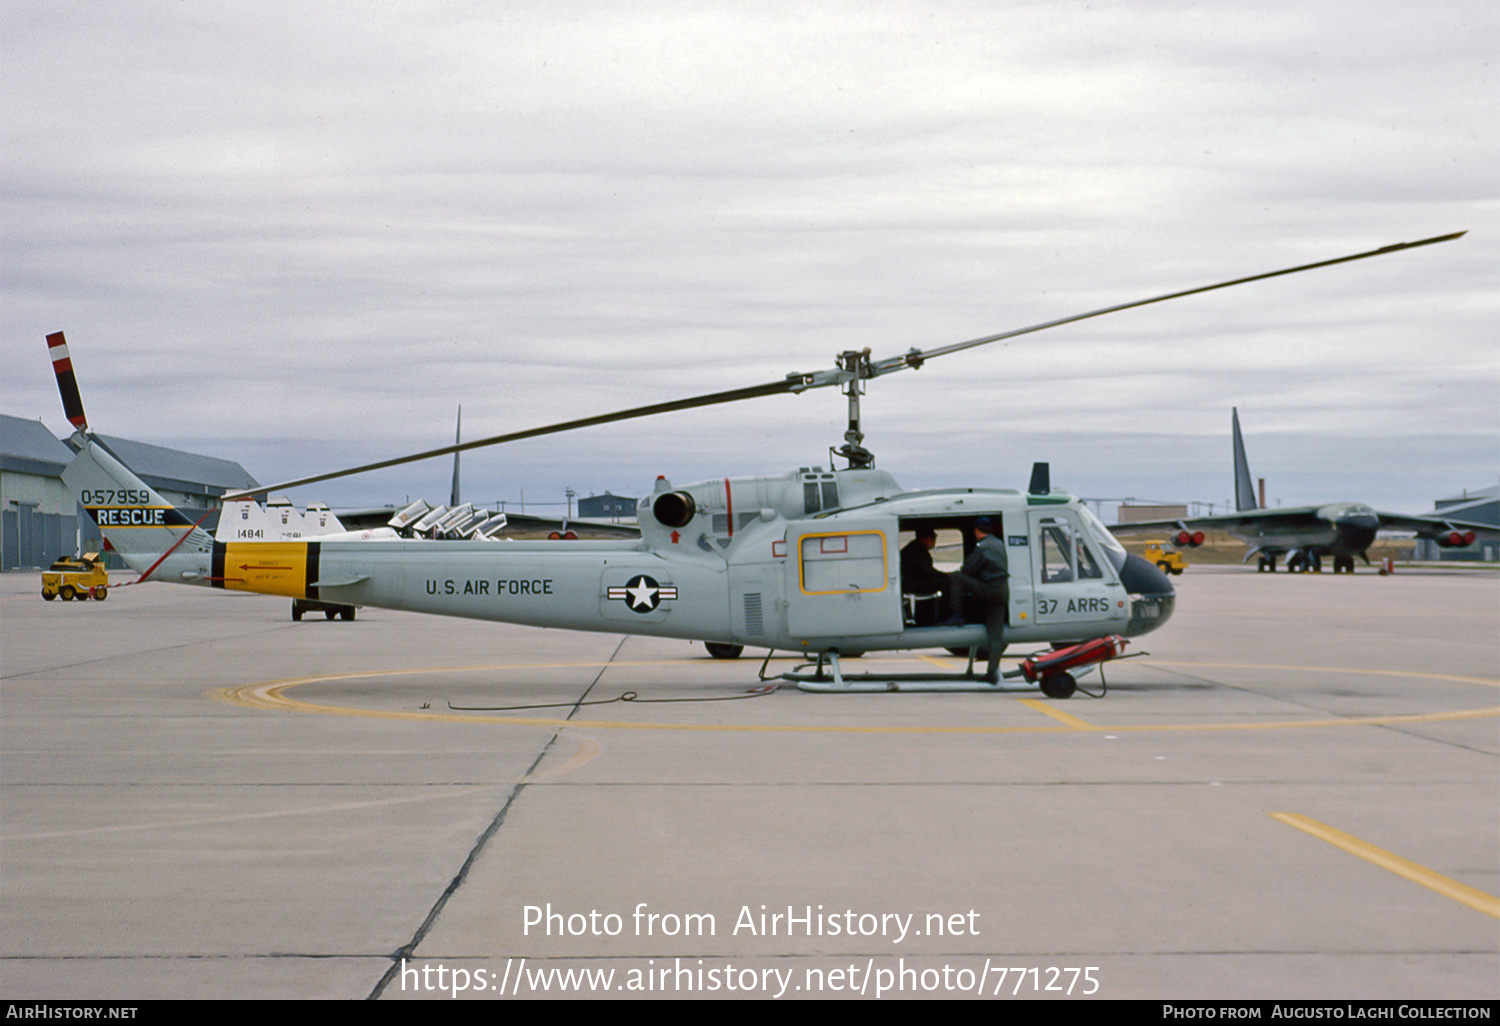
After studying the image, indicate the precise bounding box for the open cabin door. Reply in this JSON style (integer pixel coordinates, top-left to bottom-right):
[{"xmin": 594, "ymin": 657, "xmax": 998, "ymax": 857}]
[{"xmin": 785, "ymin": 516, "xmax": 902, "ymax": 638}]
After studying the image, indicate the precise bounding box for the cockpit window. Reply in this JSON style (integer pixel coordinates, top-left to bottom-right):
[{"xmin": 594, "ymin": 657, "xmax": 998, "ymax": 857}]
[
  {"xmin": 1077, "ymin": 504, "xmax": 1128, "ymax": 572},
  {"xmin": 1038, "ymin": 519, "xmax": 1075, "ymax": 584},
  {"xmin": 1074, "ymin": 537, "xmax": 1103, "ymax": 580}
]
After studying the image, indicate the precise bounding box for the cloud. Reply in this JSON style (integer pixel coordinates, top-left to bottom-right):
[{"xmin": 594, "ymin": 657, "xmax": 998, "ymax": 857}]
[{"xmin": 3, "ymin": 1, "xmax": 1495, "ymax": 513}]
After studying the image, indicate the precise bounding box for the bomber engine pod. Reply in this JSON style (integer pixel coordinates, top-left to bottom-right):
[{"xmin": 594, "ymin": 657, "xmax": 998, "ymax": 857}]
[{"xmin": 653, "ymin": 490, "xmax": 696, "ymax": 528}]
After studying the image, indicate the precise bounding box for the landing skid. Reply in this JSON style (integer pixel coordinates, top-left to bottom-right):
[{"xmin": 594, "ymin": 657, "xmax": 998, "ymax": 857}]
[{"xmin": 777, "ymin": 649, "xmax": 1076, "ymax": 694}]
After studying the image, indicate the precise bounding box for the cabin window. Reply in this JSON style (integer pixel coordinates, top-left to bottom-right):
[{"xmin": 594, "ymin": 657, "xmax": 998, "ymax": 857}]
[
  {"xmin": 803, "ymin": 476, "xmax": 839, "ymax": 515},
  {"xmin": 803, "ymin": 482, "xmax": 820, "ymax": 513}
]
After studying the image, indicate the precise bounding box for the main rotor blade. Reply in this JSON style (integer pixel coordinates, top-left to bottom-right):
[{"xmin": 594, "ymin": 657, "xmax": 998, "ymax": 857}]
[
  {"xmin": 226, "ymin": 230, "xmax": 1464, "ymax": 500},
  {"xmin": 871, "ymin": 231, "xmax": 1467, "ymax": 376},
  {"xmin": 224, "ymin": 377, "xmax": 798, "ymax": 500}
]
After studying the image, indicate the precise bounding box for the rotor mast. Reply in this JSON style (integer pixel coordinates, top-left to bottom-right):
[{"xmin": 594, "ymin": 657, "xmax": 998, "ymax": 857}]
[{"xmin": 834, "ymin": 348, "xmax": 874, "ymax": 469}]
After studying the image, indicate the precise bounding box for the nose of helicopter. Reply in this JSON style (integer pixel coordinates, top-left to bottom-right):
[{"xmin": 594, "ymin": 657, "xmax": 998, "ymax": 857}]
[{"xmin": 1118, "ymin": 552, "xmax": 1175, "ymax": 636}]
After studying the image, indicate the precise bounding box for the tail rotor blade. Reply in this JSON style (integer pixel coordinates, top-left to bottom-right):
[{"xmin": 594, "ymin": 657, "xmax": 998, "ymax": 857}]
[{"xmin": 46, "ymin": 332, "xmax": 88, "ymax": 431}]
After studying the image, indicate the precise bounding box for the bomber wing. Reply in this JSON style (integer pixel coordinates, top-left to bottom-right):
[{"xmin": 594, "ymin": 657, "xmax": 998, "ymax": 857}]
[
  {"xmin": 1111, "ymin": 508, "xmax": 1496, "ymax": 539},
  {"xmin": 1110, "ymin": 507, "xmax": 1327, "ymax": 536},
  {"xmin": 1367, "ymin": 511, "xmax": 1497, "ymax": 542}
]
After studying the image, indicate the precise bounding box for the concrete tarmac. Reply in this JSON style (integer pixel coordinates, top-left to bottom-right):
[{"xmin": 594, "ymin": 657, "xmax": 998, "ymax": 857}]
[{"xmin": 2, "ymin": 566, "xmax": 1496, "ymax": 1000}]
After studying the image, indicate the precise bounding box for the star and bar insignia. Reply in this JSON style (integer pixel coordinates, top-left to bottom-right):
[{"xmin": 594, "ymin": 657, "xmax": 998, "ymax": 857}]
[{"xmin": 606, "ymin": 574, "xmax": 678, "ymax": 612}]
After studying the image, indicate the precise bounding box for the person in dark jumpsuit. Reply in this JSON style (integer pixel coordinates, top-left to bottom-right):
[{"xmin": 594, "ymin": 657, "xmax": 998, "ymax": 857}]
[
  {"xmin": 945, "ymin": 516, "xmax": 1009, "ymax": 683},
  {"xmin": 900, "ymin": 526, "xmax": 949, "ymax": 597}
]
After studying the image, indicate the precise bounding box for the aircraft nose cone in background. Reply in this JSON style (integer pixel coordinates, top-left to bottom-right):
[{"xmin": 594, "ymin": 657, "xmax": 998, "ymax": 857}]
[
  {"xmin": 1118, "ymin": 552, "xmax": 1175, "ymax": 636},
  {"xmin": 1328, "ymin": 504, "xmax": 1380, "ymax": 554}
]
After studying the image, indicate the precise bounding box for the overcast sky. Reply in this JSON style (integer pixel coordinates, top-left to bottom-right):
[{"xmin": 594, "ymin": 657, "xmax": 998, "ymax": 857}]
[{"xmin": 4, "ymin": 1, "xmax": 1495, "ymax": 517}]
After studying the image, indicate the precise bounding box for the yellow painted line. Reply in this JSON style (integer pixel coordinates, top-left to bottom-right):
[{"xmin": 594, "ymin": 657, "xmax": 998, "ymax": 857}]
[
  {"xmin": 1271, "ymin": 813, "xmax": 1500, "ymax": 919},
  {"xmin": 218, "ymin": 679, "xmax": 1072, "ymax": 733},
  {"xmin": 216, "ymin": 674, "xmax": 1499, "ymax": 735},
  {"xmin": 1087, "ymin": 706, "xmax": 1500, "ymax": 733},
  {"xmin": 533, "ymin": 733, "xmax": 604, "ymax": 780},
  {"xmin": 1016, "ymin": 697, "xmax": 1099, "ymax": 730},
  {"xmin": 914, "ymin": 653, "xmax": 957, "ymax": 671},
  {"xmin": 6, "ymin": 786, "xmax": 510, "ymax": 841},
  {"xmin": 1147, "ymin": 661, "xmax": 1499, "ymax": 688}
]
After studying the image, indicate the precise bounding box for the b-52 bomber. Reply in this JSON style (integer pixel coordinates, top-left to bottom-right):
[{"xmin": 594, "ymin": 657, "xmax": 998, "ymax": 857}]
[
  {"xmin": 1112, "ymin": 407, "xmax": 1497, "ymax": 573},
  {"xmin": 46, "ymin": 232, "xmax": 1464, "ymax": 696}
]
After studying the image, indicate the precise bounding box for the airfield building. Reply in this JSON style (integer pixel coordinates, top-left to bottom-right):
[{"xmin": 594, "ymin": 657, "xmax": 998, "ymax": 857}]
[{"xmin": 578, "ymin": 491, "xmax": 638, "ymax": 520}]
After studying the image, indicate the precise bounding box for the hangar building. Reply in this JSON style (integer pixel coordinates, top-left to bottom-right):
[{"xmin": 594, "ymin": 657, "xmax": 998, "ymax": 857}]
[{"xmin": 1, "ymin": 414, "xmax": 258, "ymax": 571}]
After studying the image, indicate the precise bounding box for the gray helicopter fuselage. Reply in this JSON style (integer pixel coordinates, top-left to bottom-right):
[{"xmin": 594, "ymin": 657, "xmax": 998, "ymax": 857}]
[
  {"xmin": 66, "ymin": 438, "xmax": 1174, "ymax": 655},
  {"xmin": 291, "ymin": 467, "xmax": 1175, "ymax": 653}
]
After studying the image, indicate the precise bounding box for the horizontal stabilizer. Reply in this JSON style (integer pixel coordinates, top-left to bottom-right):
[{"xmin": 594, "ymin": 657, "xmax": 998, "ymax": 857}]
[{"xmin": 309, "ymin": 575, "xmax": 370, "ymax": 588}]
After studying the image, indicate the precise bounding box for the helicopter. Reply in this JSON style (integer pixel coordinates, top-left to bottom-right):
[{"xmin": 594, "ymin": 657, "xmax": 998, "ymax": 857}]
[{"xmin": 46, "ymin": 232, "xmax": 1464, "ymax": 698}]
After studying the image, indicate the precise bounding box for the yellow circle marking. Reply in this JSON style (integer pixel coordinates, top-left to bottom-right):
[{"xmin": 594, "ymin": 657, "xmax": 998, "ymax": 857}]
[{"xmin": 214, "ymin": 658, "xmax": 1500, "ymax": 735}]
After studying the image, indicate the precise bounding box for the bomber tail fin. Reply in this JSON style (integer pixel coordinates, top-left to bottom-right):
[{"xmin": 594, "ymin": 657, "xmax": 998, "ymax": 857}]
[
  {"xmin": 1232, "ymin": 408, "xmax": 1258, "ymax": 511},
  {"xmin": 450, "ymin": 405, "xmax": 462, "ymax": 507}
]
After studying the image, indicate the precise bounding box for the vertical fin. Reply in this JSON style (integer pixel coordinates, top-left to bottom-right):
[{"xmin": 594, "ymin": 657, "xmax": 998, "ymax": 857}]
[
  {"xmin": 1028, "ymin": 461, "xmax": 1051, "ymax": 495},
  {"xmin": 62, "ymin": 438, "xmax": 215, "ymax": 575},
  {"xmin": 1232, "ymin": 408, "xmax": 1258, "ymax": 511},
  {"xmin": 450, "ymin": 405, "xmax": 462, "ymax": 507},
  {"xmin": 46, "ymin": 332, "xmax": 88, "ymax": 431}
]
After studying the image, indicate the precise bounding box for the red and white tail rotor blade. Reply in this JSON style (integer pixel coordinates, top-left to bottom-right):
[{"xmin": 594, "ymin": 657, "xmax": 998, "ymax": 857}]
[{"xmin": 47, "ymin": 331, "xmax": 88, "ymax": 431}]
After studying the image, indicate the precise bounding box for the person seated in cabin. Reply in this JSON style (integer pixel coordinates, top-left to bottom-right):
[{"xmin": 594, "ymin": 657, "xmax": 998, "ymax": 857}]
[{"xmin": 900, "ymin": 526, "xmax": 950, "ymax": 599}]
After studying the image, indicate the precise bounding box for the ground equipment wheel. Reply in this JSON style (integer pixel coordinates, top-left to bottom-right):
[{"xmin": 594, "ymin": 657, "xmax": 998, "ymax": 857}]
[
  {"xmin": 43, "ymin": 590, "xmax": 56, "ymax": 600},
  {"xmin": 60, "ymin": 585, "xmax": 76, "ymax": 601},
  {"xmin": 1039, "ymin": 671, "xmax": 1077, "ymax": 699}
]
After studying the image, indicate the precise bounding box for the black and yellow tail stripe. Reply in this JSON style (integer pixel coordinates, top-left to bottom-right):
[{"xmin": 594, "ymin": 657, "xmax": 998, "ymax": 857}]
[{"xmin": 210, "ymin": 541, "xmax": 321, "ymax": 599}]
